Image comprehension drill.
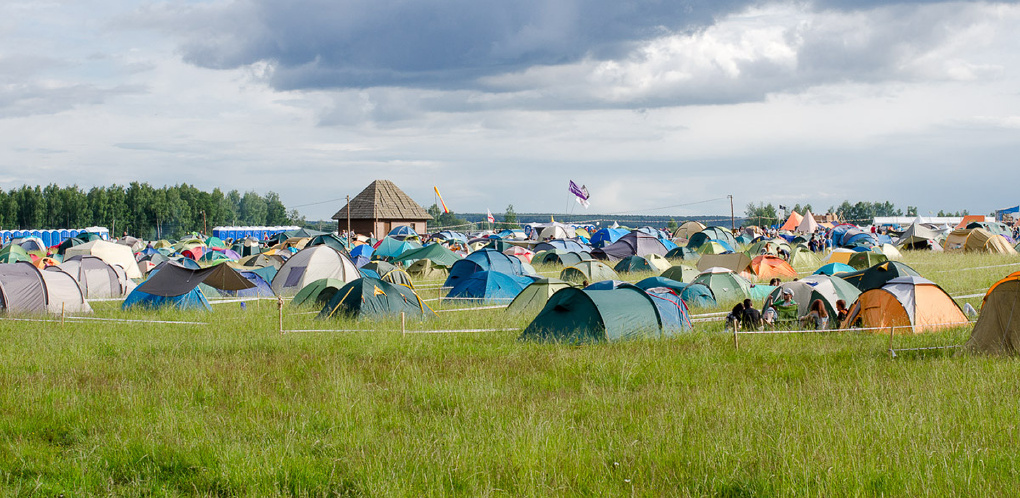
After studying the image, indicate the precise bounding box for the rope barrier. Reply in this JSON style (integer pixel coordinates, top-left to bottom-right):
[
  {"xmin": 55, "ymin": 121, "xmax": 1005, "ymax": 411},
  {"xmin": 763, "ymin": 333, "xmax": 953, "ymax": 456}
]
[{"xmin": 435, "ymin": 304, "xmax": 509, "ymax": 313}]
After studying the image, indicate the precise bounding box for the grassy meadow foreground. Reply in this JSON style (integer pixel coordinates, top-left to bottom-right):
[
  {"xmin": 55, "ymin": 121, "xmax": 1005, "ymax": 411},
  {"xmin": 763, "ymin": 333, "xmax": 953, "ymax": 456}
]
[{"xmin": 1, "ymin": 251, "xmax": 1019, "ymax": 495}]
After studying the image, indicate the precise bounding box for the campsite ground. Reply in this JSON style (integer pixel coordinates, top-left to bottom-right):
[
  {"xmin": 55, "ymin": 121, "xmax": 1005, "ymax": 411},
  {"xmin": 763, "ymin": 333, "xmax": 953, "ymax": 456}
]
[{"xmin": 1, "ymin": 251, "xmax": 1017, "ymax": 495}]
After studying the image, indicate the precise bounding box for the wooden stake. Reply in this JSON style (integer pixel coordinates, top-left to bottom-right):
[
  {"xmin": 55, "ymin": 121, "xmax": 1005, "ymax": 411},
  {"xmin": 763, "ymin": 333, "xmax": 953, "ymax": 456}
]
[
  {"xmin": 401, "ymin": 312, "xmax": 406, "ymax": 337},
  {"xmin": 278, "ymin": 297, "xmax": 284, "ymax": 335},
  {"xmin": 888, "ymin": 326, "xmax": 895, "ymax": 358},
  {"xmin": 61, "ymin": 303, "xmax": 65, "ymax": 327},
  {"xmin": 733, "ymin": 324, "xmax": 739, "ymax": 351}
]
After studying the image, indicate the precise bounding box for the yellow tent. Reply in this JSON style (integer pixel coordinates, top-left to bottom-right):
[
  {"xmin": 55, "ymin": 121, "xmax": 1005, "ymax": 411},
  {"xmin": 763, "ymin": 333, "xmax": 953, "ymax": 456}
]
[{"xmin": 944, "ymin": 228, "xmax": 1017, "ymax": 254}]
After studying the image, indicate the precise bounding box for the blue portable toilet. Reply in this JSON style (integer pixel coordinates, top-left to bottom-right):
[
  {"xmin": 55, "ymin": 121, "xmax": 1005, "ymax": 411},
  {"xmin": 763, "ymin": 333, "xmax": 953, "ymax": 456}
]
[
  {"xmin": 41, "ymin": 231, "xmax": 53, "ymax": 247},
  {"xmin": 60, "ymin": 230, "xmax": 71, "ymax": 241}
]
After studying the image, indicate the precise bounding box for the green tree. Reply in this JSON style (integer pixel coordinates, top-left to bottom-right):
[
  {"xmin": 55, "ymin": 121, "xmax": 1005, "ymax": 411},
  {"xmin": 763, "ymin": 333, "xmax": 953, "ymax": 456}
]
[
  {"xmin": 503, "ymin": 204, "xmax": 519, "ymax": 229},
  {"xmin": 665, "ymin": 218, "xmax": 678, "ymax": 232},
  {"xmin": 744, "ymin": 202, "xmax": 779, "ymax": 227}
]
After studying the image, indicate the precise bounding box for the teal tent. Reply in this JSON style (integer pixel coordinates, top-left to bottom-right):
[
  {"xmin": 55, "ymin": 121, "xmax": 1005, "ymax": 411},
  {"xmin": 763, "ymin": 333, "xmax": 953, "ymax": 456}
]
[{"xmin": 520, "ymin": 286, "xmax": 664, "ymax": 343}]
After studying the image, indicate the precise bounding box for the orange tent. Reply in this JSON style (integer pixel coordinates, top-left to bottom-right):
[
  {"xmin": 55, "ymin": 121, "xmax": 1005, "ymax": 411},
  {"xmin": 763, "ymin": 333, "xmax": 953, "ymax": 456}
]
[
  {"xmin": 780, "ymin": 211, "xmax": 804, "ymax": 231},
  {"xmin": 750, "ymin": 255, "xmax": 798, "ymax": 280},
  {"xmin": 841, "ymin": 276, "xmax": 967, "ymax": 334},
  {"xmin": 967, "ymin": 271, "xmax": 1020, "ymax": 354},
  {"xmin": 955, "ymin": 215, "xmax": 986, "ymax": 229}
]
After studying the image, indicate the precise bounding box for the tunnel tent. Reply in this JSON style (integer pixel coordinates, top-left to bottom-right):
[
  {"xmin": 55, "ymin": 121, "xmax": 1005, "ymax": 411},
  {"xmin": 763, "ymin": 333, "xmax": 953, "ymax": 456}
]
[
  {"xmin": 445, "ymin": 271, "xmax": 534, "ymax": 304},
  {"xmin": 0, "ymin": 262, "xmax": 92, "ymax": 315},
  {"xmin": 519, "ymin": 286, "xmax": 664, "ymax": 343},
  {"xmin": 55, "ymin": 255, "xmax": 136, "ymax": 299}
]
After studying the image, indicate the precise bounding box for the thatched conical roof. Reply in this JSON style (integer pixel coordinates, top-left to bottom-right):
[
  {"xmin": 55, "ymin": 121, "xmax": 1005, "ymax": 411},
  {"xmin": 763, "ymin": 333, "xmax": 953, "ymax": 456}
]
[{"xmin": 332, "ymin": 180, "xmax": 432, "ymax": 221}]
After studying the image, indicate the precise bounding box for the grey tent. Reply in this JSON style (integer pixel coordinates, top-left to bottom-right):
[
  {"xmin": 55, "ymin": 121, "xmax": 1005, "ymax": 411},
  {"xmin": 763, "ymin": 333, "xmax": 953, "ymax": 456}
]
[
  {"xmin": 134, "ymin": 261, "xmax": 256, "ymax": 297},
  {"xmin": 55, "ymin": 255, "xmax": 136, "ymax": 299},
  {"xmin": 591, "ymin": 231, "xmax": 668, "ymax": 262},
  {"xmin": 895, "ymin": 222, "xmax": 942, "ymax": 250},
  {"xmin": 0, "ymin": 262, "xmax": 92, "ymax": 314}
]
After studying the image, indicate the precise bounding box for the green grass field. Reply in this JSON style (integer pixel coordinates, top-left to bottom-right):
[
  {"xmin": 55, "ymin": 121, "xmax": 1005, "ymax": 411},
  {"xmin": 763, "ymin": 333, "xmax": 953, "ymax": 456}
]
[{"xmin": 1, "ymin": 251, "xmax": 1018, "ymax": 495}]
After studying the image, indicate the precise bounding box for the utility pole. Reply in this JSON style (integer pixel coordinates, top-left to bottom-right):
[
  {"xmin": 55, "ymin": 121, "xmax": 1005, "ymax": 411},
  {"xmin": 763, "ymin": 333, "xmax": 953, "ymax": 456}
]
[
  {"xmin": 201, "ymin": 210, "xmax": 207, "ymax": 236},
  {"xmin": 729, "ymin": 195, "xmax": 735, "ymax": 231},
  {"xmin": 346, "ymin": 195, "xmax": 351, "ymax": 248}
]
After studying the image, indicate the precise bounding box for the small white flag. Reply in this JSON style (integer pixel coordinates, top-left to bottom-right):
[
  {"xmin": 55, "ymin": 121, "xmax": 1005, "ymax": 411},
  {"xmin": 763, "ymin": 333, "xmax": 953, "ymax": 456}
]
[{"xmin": 487, "ymin": 209, "xmax": 495, "ymax": 223}]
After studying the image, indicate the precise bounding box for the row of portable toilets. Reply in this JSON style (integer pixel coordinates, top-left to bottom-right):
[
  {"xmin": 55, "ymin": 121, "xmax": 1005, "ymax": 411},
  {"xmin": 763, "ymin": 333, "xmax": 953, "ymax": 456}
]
[
  {"xmin": 0, "ymin": 228, "xmax": 109, "ymax": 246},
  {"xmin": 211, "ymin": 226, "xmax": 301, "ymax": 241}
]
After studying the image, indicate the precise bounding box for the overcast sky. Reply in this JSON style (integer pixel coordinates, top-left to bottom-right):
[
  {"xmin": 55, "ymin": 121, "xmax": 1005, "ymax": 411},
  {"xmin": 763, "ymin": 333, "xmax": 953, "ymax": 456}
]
[{"xmin": 2, "ymin": 1, "xmax": 1019, "ymax": 221}]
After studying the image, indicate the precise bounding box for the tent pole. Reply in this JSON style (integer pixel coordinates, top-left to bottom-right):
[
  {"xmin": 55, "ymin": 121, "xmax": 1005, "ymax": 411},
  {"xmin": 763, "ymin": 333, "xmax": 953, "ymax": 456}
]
[
  {"xmin": 729, "ymin": 195, "xmax": 735, "ymax": 231},
  {"xmin": 278, "ymin": 296, "xmax": 284, "ymax": 335}
]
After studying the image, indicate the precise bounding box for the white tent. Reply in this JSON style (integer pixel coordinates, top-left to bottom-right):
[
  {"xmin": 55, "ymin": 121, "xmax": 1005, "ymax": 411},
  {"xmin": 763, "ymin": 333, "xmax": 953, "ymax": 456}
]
[
  {"xmin": 272, "ymin": 246, "xmax": 360, "ymax": 296},
  {"xmin": 796, "ymin": 210, "xmax": 819, "ymax": 233},
  {"xmin": 63, "ymin": 240, "xmax": 142, "ymax": 279}
]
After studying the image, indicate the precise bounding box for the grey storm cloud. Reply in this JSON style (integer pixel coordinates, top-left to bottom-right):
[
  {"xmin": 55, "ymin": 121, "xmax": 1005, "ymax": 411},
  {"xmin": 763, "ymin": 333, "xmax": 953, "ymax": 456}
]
[{"xmin": 163, "ymin": 0, "xmax": 762, "ymax": 88}]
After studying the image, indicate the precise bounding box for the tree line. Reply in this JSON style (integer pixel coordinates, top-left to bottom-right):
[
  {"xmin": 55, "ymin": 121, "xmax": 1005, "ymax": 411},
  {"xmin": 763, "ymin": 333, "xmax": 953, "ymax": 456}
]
[
  {"xmin": 745, "ymin": 200, "xmax": 970, "ymax": 226},
  {"xmin": 0, "ymin": 183, "xmax": 303, "ymax": 239}
]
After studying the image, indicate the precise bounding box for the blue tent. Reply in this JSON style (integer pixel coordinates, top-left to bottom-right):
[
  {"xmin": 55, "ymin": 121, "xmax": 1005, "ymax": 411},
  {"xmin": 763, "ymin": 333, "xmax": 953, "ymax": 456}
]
[
  {"xmin": 219, "ymin": 271, "xmax": 274, "ymax": 298},
  {"xmin": 534, "ymin": 239, "xmax": 592, "ymax": 253},
  {"xmin": 444, "ymin": 249, "xmax": 525, "ymax": 288},
  {"xmin": 584, "ymin": 280, "xmax": 628, "ymax": 290},
  {"xmin": 373, "ymin": 237, "xmax": 422, "ymax": 260},
  {"xmin": 645, "ymin": 289, "xmax": 693, "ymax": 334},
  {"xmin": 123, "ymin": 269, "xmax": 212, "ymax": 311},
  {"xmin": 446, "ymin": 271, "xmax": 533, "ymax": 304},
  {"xmin": 590, "ymin": 228, "xmax": 630, "ymax": 249},
  {"xmin": 388, "ymin": 226, "xmax": 419, "ymax": 238},
  {"xmin": 350, "ymin": 244, "xmax": 374, "ymax": 259},
  {"xmin": 434, "ymin": 230, "xmax": 468, "ymax": 244},
  {"xmin": 814, "ymin": 263, "xmax": 855, "ymax": 275}
]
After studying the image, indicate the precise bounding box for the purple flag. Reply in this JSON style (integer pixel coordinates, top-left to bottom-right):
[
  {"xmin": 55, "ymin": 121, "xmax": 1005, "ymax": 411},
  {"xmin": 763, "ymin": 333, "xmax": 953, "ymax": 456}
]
[{"xmin": 568, "ymin": 180, "xmax": 590, "ymax": 209}]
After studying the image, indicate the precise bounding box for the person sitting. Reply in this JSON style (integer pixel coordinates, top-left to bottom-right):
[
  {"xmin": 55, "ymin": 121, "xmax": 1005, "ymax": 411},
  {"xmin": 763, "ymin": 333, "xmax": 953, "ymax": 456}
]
[
  {"xmin": 726, "ymin": 302, "xmax": 744, "ymax": 331},
  {"xmin": 835, "ymin": 299, "xmax": 849, "ymax": 323},
  {"xmin": 800, "ymin": 299, "xmax": 829, "ymax": 330},
  {"xmin": 740, "ymin": 298, "xmax": 762, "ymax": 330},
  {"xmin": 773, "ymin": 289, "xmax": 799, "ymax": 326},
  {"xmin": 762, "ymin": 296, "xmax": 778, "ymax": 327}
]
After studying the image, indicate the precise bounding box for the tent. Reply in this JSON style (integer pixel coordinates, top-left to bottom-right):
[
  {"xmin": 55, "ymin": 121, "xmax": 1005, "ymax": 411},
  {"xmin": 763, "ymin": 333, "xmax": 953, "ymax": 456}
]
[
  {"xmin": 306, "ymin": 234, "xmax": 353, "ymax": 257},
  {"xmin": 875, "ymin": 243, "xmax": 903, "ymax": 260},
  {"xmin": 660, "ymin": 265, "xmax": 699, "ymax": 284},
  {"xmin": 506, "ymin": 278, "xmax": 573, "ymax": 314},
  {"xmin": 519, "ymin": 286, "xmax": 665, "ymax": 343},
  {"xmin": 0, "ymin": 244, "xmax": 32, "ymax": 264},
  {"xmin": 503, "ymin": 246, "xmax": 535, "ymax": 263},
  {"xmin": 749, "ymin": 255, "xmax": 798, "ymax": 281},
  {"xmin": 673, "ymin": 221, "xmax": 706, "ymax": 241},
  {"xmin": 839, "ymin": 261, "xmax": 922, "ymax": 292},
  {"xmin": 319, "ymin": 277, "xmax": 434, "ymax": 320},
  {"xmin": 766, "ymin": 275, "xmax": 861, "ymax": 327},
  {"xmin": 795, "ymin": 210, "xmax": 819, "ymax": 233},
  {"xmin": 664, "ymin": 246, "xmax": 699, "ymax": 261},
  {"xmin": 391, "ymin": 243, "xmax": 463, "ymax": 268},
  {"xmin": 559, "ymin": 261, "xmax": 619, "ymax": 286},
  {"xmin": 122, "ymin": 269, "xmax": 211, "ymax": 311},
  {"xmin": 644, "ymin": 288, "xmax": 693, "ymax": 333},
  {"xmin": 691, "ymin": 267, "xmax": 751, "ymax": 305},
  {"xmin": 444, "ymin": 249, "xmax": 526, "ymax": 288},
  {"xmin": 590, "ymin": 228, "xmax": 630, "ymax": 249},
  {"xmin": 943, "ymin": 228, "xmax": 1017, "ymax": 254},
  {"xmin": 406, "ymin": 259, "xmax": 449, "ymax": 280},
  {"xmin": 966, "ymin": 271, "xmax": 1020, "ymax": 354},
  {"xmin": 361, "ymin": 261, "xmax": 415, "ymax": 288},
  {"xmin": 813, "ymin": 263, "xmax": 855, "ymax": 275},
  {"xmin": 372, "ymin": 237, "xmax": 422, "ymax": 260},
  {"xmin": 847, "ymin": 251, "xmax": 889, "ymax": 270},
  {"xmin": 635, "ymin": 277, "xmax": 711, "ymax": 315},
  {"xmin": 614, "ymin": 254, "xmax": 671, "ymax": 274},
  {"xmin": 290, "ymin": 278, "xmax": 351, "ymax": 308},
  {"xmin": 445, "ymin": 271, "xmax": 534, "ymax": 304},
  {"xmin": 788, "ymin": 246, "xmax": 821, "ymax": 269},
  {"xmin": 272, "ymin": 246, "xmax": 360, "ymax": 296},
  {"xmin": 532, "ymin": 250, "xmax": 583, "ymax": 266},
  {"xmin": 895, "ymin": 222, "xmax": 941, "ymax": 250},
  {"xmin": 697, "ymin": 253, "xmax": 751, "ymax": 274},
  {"xmin": 840, "ymin": 276, "xmax": 967, "ymax": 334},
  {"xmin": 591, "ymin": 231, "xmax": 668, "ymax": 262},
  {"xmin": 0, "ymin": 262, "xmax": 92, "ymax": 314},
  {"xmin": 780, "ymin": 211, "xmax": 804, "ymax": 231},
  {"xmin": 56, "ymin": 255, "xmax": 136, "ymax": 299},
  {"xmin": 63, "ymin": 240, "xmax": 142, "ymax": 279},
  {"xmin": 533, "ymin": 239, "xmax": 590, "ymax": 253}
]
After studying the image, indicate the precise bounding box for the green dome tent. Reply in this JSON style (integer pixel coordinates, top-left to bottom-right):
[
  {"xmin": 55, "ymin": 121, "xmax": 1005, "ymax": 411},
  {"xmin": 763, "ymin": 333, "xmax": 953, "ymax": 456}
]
[
  {"xmin": 520, "ymin": 286, "xmax": 664, "ymax": 343},
  {"xmin": 559, "ymin": 261, "xmax": 619, "ymax": 286},
  {"xmin": 661, "ymin": 265, "xmax": 698, "ymax": 283},
  {"xmin": 691, "ymin": 267, "xmax": 752, "ymax": 305},
  {"xmin": 290, "ymin": 278, "xmax": 348, "ymax": 308},
  {"xmin": 319, "ymin": 278, "xmax": 434, "ymax": 320},
  {"xmin": 506, "ymin": 278, "xmax": 573, "ymax": 314}
]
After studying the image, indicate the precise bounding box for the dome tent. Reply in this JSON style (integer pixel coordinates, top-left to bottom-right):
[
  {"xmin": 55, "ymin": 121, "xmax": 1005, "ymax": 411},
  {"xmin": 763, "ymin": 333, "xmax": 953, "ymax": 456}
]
[
  {"xmin": 319, "ymin": 277, "xmax": 434, "ymax": 320},
  {"xmin": 520, "ymin": 286, "xmax": 666, "ymax": 343},
  {"xmin": 559, "ymin": 261, "xmax": 619, "ymax": 286},
  {"xmin": 272, "ymin": 246, "xmax": 360, "ymax": 296},
  {"xmin": 840, "ymin": 276, "xmax": 967, "ymax": 334},
  {"xmin": 967, "ymin": 271, "xmax": 1020, "ymax": 354}
]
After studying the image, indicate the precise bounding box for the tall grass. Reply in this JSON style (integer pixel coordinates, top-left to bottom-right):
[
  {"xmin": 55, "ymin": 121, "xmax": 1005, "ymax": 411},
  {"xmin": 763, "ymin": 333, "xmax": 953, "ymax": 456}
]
[{"xmin": 0, "ymin": 250, "xmax": 1017, "ymax": 495}]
